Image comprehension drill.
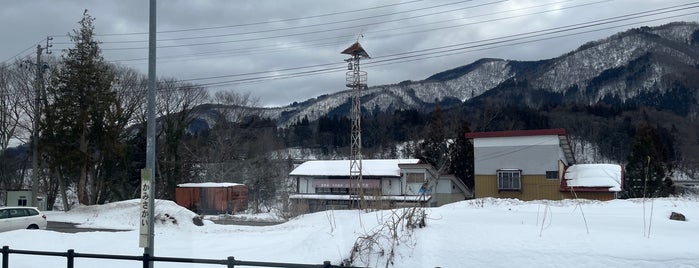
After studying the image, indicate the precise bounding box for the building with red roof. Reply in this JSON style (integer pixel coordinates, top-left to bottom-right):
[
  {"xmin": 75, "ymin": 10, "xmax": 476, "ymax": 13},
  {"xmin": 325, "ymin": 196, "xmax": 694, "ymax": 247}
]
[{"xmin": 466, "ymin": 128, "xmax": 622, "ymax": 200}]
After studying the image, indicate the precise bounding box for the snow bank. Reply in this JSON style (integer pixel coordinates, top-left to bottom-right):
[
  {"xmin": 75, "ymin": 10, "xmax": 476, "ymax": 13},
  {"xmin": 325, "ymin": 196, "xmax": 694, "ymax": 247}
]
[
  {"xmin": 4, "ymin": 197, "xmax": 699, "ymax": 268},
  {"xmin": 46, "ymin": 199, "xmax": 206, "ymax": 231}
]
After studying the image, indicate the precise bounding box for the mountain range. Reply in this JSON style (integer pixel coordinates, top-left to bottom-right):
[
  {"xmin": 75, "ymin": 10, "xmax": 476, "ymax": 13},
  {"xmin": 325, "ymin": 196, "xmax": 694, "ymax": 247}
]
[
  {"xmin": 191, "ymin": 21, "xmax": 695, "ymax": 127},
  {"xmin": 184, "ymin": 22, "xmax": 699, "ymax": 166}
]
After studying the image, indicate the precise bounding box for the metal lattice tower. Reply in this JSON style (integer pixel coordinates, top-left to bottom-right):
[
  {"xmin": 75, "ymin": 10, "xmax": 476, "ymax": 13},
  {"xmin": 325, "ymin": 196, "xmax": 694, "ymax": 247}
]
[{"xmin": 342, "ymin": 42, "xmax": 369, "ymax": 209}]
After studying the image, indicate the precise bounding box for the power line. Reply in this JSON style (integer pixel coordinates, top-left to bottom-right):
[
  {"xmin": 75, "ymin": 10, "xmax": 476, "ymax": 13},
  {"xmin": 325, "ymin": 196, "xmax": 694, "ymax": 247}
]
[
  {"xmin": 373, "ymin": 3, "xmax": 699, "ymax": 61},
  {"xmin": 94, "ymin": 0, "xmax": 427, "ymax": 36},
  {"xmin": 107, "ymin": 0, "xmax": 578, "ymax": 63},
  {"xmin": 179, "ymin": 10, "xmax": 699, "ymax": 88},
  {"xmin": 2, "ymin": 9, "xmax": 694, "ymax": 98},
  {"xmin": 153, "ymin": 3, "xmax": 699, "ymax": 87},
  {"xmin": 85, "ymin": 0, "xmax": 477, "ymax": 44},
  {"xmin": 46, "ymin": 0, "xmax": 605, "ymax": 58},
  {"xmin": 76, "ymin": 0, "xmax": 506, "ymax": 50},
  {"xmin": 365, "ymin": 12, "xmax": 699, "ymax": 70},
  {"xmin": 4, "ymin": 2, "xmax": 697, "ymax": 94},
  {"xmin": 1, "ymin": 40, "xmax": 44, "ymax": 64},
  {"xmin": 365, "ymin": 0, "xmax": 613, "ymax": 41},
  {"xmin": 101, "ymin": 0, "xmax": 599, "ymax": 62}
]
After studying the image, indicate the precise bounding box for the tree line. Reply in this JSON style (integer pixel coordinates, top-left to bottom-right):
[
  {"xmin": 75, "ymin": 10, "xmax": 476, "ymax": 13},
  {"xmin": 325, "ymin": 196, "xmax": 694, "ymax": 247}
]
[{"xmin": 0, "ymin": 11, "xmax": 286, "ymax": 210}]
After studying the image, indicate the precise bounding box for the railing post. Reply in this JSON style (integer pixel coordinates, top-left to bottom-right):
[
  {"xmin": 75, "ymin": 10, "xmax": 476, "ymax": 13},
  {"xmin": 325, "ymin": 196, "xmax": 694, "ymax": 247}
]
[
  {"xmin": 2, "ymin": 246, "xmax": 9, "ymax": 268},
  {"xmin": 66, "ymin": 249, "xmax": 74, "ymax": 268},
  {"xmin": 142, "ymin": 253, "xmax": 150, "ymax": 268},
  {"xmin": 227, "ymin": 256, "xmax": 235, "ymax": 268}
]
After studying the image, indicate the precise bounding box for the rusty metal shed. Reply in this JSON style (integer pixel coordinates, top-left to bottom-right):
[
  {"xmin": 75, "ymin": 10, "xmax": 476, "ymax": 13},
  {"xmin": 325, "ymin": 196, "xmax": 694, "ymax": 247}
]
[{"xmin": 175, "ymin": 182, "xmax": 248, "ymax": 214}]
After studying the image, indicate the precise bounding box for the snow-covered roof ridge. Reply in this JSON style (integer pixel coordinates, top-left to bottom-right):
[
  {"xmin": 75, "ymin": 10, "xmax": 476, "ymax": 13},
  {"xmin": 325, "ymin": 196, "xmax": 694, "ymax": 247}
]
[
  {"xmin": 564, "ymin": 163, "xmax": 622, "ymax": 192},
  {"xmin": 290, "ymin": 159, "xmax": 420, "ymax": 177},
  {"xmin": 177, "ymin": 182, "xmax": 244, "ymax": 188}
]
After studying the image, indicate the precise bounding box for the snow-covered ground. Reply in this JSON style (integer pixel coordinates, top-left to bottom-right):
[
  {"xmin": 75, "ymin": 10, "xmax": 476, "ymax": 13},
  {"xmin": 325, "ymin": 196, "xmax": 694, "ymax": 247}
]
[{"xmin": 2, "ymin": 197, "xmax": 699, "ymax": 268}]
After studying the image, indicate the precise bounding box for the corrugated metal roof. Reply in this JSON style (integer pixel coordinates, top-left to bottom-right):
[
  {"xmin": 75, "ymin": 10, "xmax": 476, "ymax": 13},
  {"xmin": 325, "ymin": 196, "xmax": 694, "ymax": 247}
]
[
  {"xmin": 341, "ymin": 42, "xmax": 370, "ymax": 58},
  {"xmin": 290, "ymin": 159, "xmax": 420, "ymax": 177}
]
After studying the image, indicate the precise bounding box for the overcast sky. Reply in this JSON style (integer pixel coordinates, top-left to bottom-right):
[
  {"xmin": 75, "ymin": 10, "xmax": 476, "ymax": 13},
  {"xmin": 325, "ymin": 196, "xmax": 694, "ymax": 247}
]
[{"xmin": 1, "ymin": 0, "xmax": 696, "ymax": 107}]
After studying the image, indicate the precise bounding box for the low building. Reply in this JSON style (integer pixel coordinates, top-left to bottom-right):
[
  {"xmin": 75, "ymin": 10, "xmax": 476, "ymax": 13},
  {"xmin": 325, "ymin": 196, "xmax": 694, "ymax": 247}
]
[
  {"xmin": 4, "ymin": 190, "xmax": 47, "ymax": 211},
  {"xmin": 175, "ymin": 183, "xmax": 248, "ymax": 214},
  {"xmin": 466, "ymin": 128, "xmax": 622, "ymax": 201},
  {"xmin": 288, "ymin": 159, "xmax": 471, "ymax": 212}
]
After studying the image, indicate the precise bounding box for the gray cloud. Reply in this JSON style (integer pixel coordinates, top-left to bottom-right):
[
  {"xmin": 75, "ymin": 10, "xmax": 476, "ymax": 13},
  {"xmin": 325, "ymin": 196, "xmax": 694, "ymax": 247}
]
[{"xmin": 2, "ymin": 0, "xmax": 695, "ymax": 107}]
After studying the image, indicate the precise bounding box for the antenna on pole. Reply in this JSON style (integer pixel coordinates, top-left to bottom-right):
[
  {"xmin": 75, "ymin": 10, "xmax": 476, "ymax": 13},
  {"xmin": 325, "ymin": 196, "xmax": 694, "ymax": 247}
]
[
  {"xmin": 356, "ymin": 31, "xmax": 365, "ymax": 42},
  {"xmin": 341, "ymin": 41, "xmax": 370, "ymax": 210}
]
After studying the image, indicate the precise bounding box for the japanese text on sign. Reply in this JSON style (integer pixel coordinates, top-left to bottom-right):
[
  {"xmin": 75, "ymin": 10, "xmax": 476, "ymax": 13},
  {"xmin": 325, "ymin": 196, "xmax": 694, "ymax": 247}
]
[{"xmin": 139, "ymin": 169, "xmax": 152, "ymax": 248}]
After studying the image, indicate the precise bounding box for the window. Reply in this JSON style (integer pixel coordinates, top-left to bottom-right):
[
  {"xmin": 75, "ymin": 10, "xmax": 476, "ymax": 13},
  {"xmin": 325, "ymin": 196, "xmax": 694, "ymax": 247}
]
[
  {"xmin": 546, "ymin": 171, "xmax": 559, "ymax": 180},
  {"xmin": 26, "ymin": 209, "xmax": 39, "ymax": 216},
  {"xmin": 17, "ymin": 199, "xmax": 27, "ymax": 206},
  {"xmin": 406, "ymin": 173, "xmax": 424, "ymax": 183},
  {"xmin": 315, "ymin": 188, "xmax": 349, "ymax": 194},
  {"xmin": 9, "ymin": 209, "xmax": 28, "ymax": 218},
  {"xmin": 498, "ymin": 170, "xmax": 521, "ymax": 190}
]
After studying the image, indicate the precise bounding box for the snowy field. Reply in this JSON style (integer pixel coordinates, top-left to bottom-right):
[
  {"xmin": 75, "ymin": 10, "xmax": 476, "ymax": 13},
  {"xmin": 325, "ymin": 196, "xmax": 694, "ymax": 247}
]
[{"xmin": 1, "ymin": 197, "xmax": 698, "ymax": 268}]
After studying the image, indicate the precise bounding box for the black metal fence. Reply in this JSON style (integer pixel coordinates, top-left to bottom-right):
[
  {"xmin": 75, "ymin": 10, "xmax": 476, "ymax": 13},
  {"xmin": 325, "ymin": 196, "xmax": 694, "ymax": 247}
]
[{"xmin": 2, "ymin": 246, "xmax": 354, "ymax": 268}]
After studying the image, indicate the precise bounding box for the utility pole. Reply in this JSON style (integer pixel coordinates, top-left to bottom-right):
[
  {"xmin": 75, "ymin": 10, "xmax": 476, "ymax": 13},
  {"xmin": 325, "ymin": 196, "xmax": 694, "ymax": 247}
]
[
  {"xmin": 30, "ymin": 36, "xmax": 51, "ymax": 209},
  {"xmin": 342, "ymin": 42, "xmax": 370, "ymax": 210},
  {"xmin": 141, "ymin": 0, "xmax": 157, "ymax": 266}
]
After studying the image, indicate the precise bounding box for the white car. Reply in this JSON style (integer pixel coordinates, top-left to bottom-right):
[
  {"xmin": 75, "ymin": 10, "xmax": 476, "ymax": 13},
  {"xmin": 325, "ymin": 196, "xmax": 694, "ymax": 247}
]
[{"xmin": 0, "ymin": 207, "xmax": 47, "ymax": 232}]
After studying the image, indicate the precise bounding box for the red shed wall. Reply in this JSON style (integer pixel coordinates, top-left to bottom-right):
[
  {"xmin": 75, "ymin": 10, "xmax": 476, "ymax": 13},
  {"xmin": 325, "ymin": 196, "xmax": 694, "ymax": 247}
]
[
  {"xmin": 175, "ymin": 187, "xmax": 201, "ymax": 212},
  {"xmin": 176, "ymin": 185, "xmax": 249, "ymax": 214}
]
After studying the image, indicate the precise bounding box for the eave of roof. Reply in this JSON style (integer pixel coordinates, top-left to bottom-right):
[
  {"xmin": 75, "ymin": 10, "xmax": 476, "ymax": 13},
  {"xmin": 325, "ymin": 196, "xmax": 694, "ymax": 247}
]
[
  {"xmin": 341, "ymin": 42, "xmax": 370, "ymax": 58},
  {"xmin": 465, "ymin": 128, "xmax": 567, "ymax": 138}
]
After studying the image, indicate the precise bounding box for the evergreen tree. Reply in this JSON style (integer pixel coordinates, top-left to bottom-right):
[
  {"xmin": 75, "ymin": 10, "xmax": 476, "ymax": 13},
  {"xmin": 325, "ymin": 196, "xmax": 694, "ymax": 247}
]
[
  {"xmin": 43, "ymin": 10, "xmax": 117, "ymax": 205},
  {"xmin": 624, "ymin": 122, "xmax": 674, "ymax": 198},
  {"xmin": 448, "ymin": 121, "xmax": 475, "ymax": 189},
  {"xmin": 417, "ymin": 105, "xmax": 448, "ymax": 170}
]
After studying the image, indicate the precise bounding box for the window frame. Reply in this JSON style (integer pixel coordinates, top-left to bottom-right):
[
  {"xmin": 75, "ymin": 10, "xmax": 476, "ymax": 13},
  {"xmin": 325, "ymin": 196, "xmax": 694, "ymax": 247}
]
[
  {"xmin": 545, "ymin": 171, "xmax": 559, "ymax": 180},
  {"xmin": 405, "ymin": 173, "xmax": 424, "ymax": 183},
  {"xmin": 497, "ymin": 169, "xmax": 522, "ymax": 191}
]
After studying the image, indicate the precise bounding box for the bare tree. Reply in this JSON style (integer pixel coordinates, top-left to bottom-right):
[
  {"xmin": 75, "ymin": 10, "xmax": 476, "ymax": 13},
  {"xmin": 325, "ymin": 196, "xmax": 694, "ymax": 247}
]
[
  {"xmin": 213, "ymin": 90, "xmax": 258, "ymax": 123},
  {"xmin": 0, "ymin": 63, "xmax": 22, "ymax": 152},
  {"xmin": 7, "ymin": 59, "xmax": 38, "ymax": 148},
  {"xmin": 0, "ymin": 62, "xmax": 26, "ymax": 199},
  {"xmin": 154, "ymin": 78, "xmax": 208, "ymax": 199},
  {"xmin": 0, "ymin": 58, "xmax": 53, "ymax": 201},
  {"xmin": 186, "ymin": 90, "xmax": 260, "ymax": 182},
  {"xmin": 112, "ymin": 65, "xmax": 148, "ymax": 127}
]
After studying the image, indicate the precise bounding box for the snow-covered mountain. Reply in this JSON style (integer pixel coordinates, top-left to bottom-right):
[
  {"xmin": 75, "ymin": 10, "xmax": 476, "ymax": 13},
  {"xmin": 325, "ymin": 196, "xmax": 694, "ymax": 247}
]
[{"xmin": 192, "ymin": 21, "xmax": 699, "ymax": 128}]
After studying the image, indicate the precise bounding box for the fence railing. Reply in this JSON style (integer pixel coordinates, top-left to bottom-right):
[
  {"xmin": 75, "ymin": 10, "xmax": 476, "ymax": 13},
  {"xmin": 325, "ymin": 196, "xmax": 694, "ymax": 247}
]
[{"xmin": 2, "ymin": 246, "xmax": 354, "ymax": 268}]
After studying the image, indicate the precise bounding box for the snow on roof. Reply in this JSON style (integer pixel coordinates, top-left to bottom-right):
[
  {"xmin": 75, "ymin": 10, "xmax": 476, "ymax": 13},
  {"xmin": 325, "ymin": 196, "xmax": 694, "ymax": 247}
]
[
  {"xmin": 289, "ymin": 194, "xmax": 430, "ymax": 201},
  {"xmin": 177, "ymin": 182, "xmax": 244, "ymax": 188},
  {"xmin": 289, "ymin": 159, "xmax": 420, "ymax": 177},
  {"xmin": 564, "ymin": 164, "xmax": 622, "ymax": 192}
]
